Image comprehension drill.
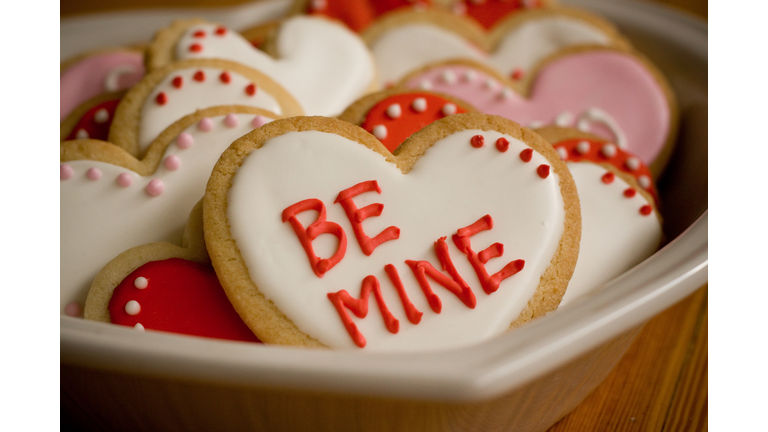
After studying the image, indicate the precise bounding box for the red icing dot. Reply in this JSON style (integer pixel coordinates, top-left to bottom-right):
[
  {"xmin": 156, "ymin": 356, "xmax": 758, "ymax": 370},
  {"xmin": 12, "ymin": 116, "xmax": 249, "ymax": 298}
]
[
  {"xmin": 245, "ymin": 83, "xmax": 257, "ymax": 96},
  {"xmin": 189, "ymin": 43, "xmax": 202, "ymax": 53},
  {"xmin": 64, "ymin": 99, "xmax": 120, "ymax": 141},
  {"xmin": 519, "ymin": 148, "xmax": 533, "ymax": 162},
  {"xmin": 193, "ymin": 30, "xmax": 206, "ymax": 38},
  {"xmin": 359, "ymin": 92, "xmax": 469, "ymax": 153},
  {"xmin": 511, "ymin": 68, "xmax": 524, "ymax": 81},
  {"xmin": 155, "ymin": 92, "xmax": 167, "ymax": 105},
  {"xmin": 495, "ymin": 137, "xmax": 509, "ymax": 152},
  {"xmin": 470, "ymin": 135, "xmax": 484, "ymax": 148},
  {"xmin": 219, "ymin": 71, "xmax": 231, "ymax": 84},
  {"xmin": 601, "ymin": 172, "xmax": 615, "ymax": 184},
  {"xmin": 624, "ymin": 188, "xmax": 637, "ymax": 198},
  {"xmin": 537, "ymin": 164, "xmax": 550, "ymax": 179},
  {"xmin": 215, "ymin": 26, "xmax": 227, "ymax": 36},
  {"xmin": 640, "ymin": 205, "xmax": 653, "ymax": 216},
  {"xmin": 193, "ymin": 70, "xmax": 206, "ymax": 82},
  {"xmin": 108, "ymin": 258, "xmax": 261, "ymax": 343},
  {"xmin": 171, "ymin": 76, "xmax": 183, "ymax": 89}
]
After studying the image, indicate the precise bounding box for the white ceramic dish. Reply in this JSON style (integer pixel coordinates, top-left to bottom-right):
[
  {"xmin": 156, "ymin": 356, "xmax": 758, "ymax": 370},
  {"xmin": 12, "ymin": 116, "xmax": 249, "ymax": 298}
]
[{"xmin": 61, "ymin": 1, "xmax": 707, "ymax": 430}]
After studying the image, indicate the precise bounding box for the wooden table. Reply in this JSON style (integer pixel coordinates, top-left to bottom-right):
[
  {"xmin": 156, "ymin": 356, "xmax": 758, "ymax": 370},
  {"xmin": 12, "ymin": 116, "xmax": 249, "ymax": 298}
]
[{"xmin": 61, "ymin": 1, "xmax": 708, "ymax": 431}]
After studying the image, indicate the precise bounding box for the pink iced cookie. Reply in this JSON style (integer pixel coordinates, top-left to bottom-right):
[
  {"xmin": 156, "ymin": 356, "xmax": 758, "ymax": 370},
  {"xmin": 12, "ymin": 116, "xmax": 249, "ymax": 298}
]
[
  {"xmin": 61, "ymin": 50, "xmax": 145, "ymax": 121},
  {"xmin": 402, "ymin": 49, "xmax": 677, "ymax": 175}
]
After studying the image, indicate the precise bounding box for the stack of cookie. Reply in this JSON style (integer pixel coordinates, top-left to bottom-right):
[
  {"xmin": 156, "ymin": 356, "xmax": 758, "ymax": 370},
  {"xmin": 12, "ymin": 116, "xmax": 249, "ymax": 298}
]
[{"xmin": 61, "ymin": 0, "xmax": 673, "ymax": 350}]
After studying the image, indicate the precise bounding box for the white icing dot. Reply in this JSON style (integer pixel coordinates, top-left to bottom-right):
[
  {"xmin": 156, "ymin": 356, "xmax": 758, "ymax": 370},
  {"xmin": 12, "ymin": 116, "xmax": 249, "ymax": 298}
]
[
  {"xmin": 601, "ymin": 143, "xmax": 618, "ymax": 158},
  {"xmin": 372, "ymin": 125, "xmax": 388, "ymax": 140},
  {"xmin": 310, "ymin": 0, "xmax": 327, "ymax": 11},
  {"xmin": 134, "ymin": 276, "xmax": 148, "ymax": 289},
  {"xmin": 75, "ymin": 129, "xmax": 89, "ymax": 139},
  {"xmin": 386, "ymin": 104, "xmax": 402, "ymax": 119},
  {"xmin": 125, "ymin": 300, "xmax": 141, "ymax": 316},
  {"xmin": 638, "ymin": 175, "xmax": 651, "ymax": 189},
  {"xmin": 555, "ymin": 112, "xmax": 574, "ymax": 127},
  {"xmin": 499, "ymin": 88, "xmax": 513, "ymax": 100},
  {"xmin": 412, "ymin": 98, "xmax": 427, "ymax": 112},
  {"xmin": 528, "ymin": 121, "xmax": 545, "ymax": 129},
  {"xmin": 484, "ymin": 78, "xmax": 498, "ymax": 90},
  {"xmin": 419, "ymin": 79, "xmax": 432, "ymax": 90},
  {"xmin": 134, "ymin": 323, "xmax": 145, "ymax": 331},
  {"xmin": 94, "ymin": 108, "xmax": 109, "ymax": 124},
  {"xmin": 441, "ymin": 103, "xmax": 457, "ymax": 116},
  {"xmin": 576, "ymin": 141, "xmax": 591, "ymax": 155},
  {"xmin": 576, "ymin": 118, "xmax": 591, "ymax": 132},
  {"xmin": 441, "ymin": 70, "xmax": 457, "ymax": 84},
  {"xmin": 463, "ymin": 69, "xmax": 476, "ymax": 82},
  {"xmin": 624, "ymin": 157, "xmax": 640, "ymax": 171},
  {"xmin": 557, "ymin": 147, "xmax": 568, "ymax": 161}
]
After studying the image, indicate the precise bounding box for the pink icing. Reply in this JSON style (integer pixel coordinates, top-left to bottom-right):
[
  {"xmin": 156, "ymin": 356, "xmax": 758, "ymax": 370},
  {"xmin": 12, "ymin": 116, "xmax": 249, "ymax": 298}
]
[
  {"xmin": 224, "ymin": 113, "xmax": 239, "ymax": 128},
  {"xmin": 198, "ymin": 117, "xmax": 214, "ymax": 132},
  {"xmin": 64, "ymin": 301, "xmax": 83, "ymax": 318},
  {"xmin": 86, "ymin": 167, "xmax": 102, "ymax": 181},
  {"xmin": 251, "ymin": 115, "xmax": 268, "ymax": 128},
  {"xmin": 60, "ymin": 164, "xmax": 74, "ymax": 180},
  {"xmin": 164, "ymin": 155, "xmax": 182, "ymax": 171},
  {"xmin": 404, "ymin": 51, "xmax": 671, "ymax": 165},
  {"xmin": 146, "ymin": 179, "xmax": 165, "ymax": 196},
  {"xmin": 117, "ymin": 172, "xmax": 134, "ymax": 187},
  {"xmin": 60, "ymin": 51, "xmax": 145, "ymax": 121},
  {"xmin": 176, "ymin": 132, "xmax": 194, "ymax": 149}
]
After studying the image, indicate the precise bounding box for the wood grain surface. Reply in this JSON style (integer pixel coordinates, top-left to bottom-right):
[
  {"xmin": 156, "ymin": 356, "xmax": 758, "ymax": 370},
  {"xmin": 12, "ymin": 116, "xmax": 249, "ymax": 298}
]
[{"xmin": 61, "ymin": 1, "xmax": 708, "ymax": 431}]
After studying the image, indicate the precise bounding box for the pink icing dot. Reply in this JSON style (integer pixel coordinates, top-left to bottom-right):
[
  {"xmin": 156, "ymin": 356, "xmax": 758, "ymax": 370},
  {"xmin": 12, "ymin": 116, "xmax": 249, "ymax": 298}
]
[
  {"xmin": 176, "ymin": 132, "xmax": 193, "ymax": 149},
  {"xmin": 64, "ymin": 302, "xmax": 82, "ymax": 318},
  {"xmin": 198, "ymin": 117, "xmax": 214, "ymax": 132},
  {"xmin": 146, "ymin": 179, "xmax": 165, "ymax": 196},
  {"xmin": 60, "ymin": 164, "xmax": 74, "ymax": 180},
  {"xmin": 224, "ymin": 113, "xmax": 239, "ymax": 128},
  {"xmin": 86, "ymin": 167, "xmax": 102, "ymax": 181},
  {"xmin": 116, "ymin": 173, "xmax": 133, "ymax": 187},
  {"xmin": 251, "ymin": 115, "xmax": 268, "ymax": 128},
  {"xmin": 164, "ymin": 155, "xmax": 181, "ymax": 171}
]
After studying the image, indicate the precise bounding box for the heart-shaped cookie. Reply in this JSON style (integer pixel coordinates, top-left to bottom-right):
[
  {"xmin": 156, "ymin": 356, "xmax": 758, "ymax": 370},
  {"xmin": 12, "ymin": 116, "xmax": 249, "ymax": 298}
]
[
  {"xmin": 338, "ymin": 88, "xmax": 476, "ymax": 152},
  {"xmin": 84, "ymin": 201, "xmax": 260, "ymax": 343},
  {"xmin": 146, "ymin": 17, "xmax": 377, "ymax": 117},
  {"xmin": 400, "ymin": 47, "xmax": 678, "ymax": 175},
  {"xmin": 534, "ymin": 127, "xmax": 662, "ymax": 306},
  {"xmin": 203, "ymin": 114, "xmax": 580, "ymax": 350},
  {"xmin": 61, "ymin": 106, "xmax": 279, "ymax": 313},
  {"xmin": 363, "ymin": 7, "xmax": 629, "ymax": 86}
]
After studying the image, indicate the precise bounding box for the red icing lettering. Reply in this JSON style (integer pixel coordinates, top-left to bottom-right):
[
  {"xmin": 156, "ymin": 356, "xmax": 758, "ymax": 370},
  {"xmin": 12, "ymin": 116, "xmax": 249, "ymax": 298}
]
[
  {"xmin": 452, "ymin": 215, "xmax": 525, "ymax": 295},
  {"xmin": 328, "ymin": 275, "xmax": 399, "ymax": 348},
  {"xmin": 282, "ymin": 199, "xmax": 347, "ymax": 278},
  {"xmin": 384, "ymin": 264, "xmax": 423, "ymax": 325},
  {"xmin": 405, "ymin": 237, "xmax": 476, "ymax": 313},
  {"xmin": 519, "ymin": 148, "xmax": 533, "ymax": 162},
  {"xmin": 108, "ymin": 258, "xmax": 260, "ymax": 343},
  {"xmin": 334, "ymin": 180, "xmax": 400, "ymax": 256}
]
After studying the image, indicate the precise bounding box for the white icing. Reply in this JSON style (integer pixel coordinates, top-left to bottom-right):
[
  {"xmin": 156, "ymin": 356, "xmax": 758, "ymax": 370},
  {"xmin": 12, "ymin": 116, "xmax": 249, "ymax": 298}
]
[
  {"xmin": 226, "ymin": 129, "xmax": 565, "ymax": 351},
  {"xmin": 175, "ymin": 17, "xmax": 374, "ymax": 116},
  {"xmin": 125, "ymin": 300, "xmax": 141, "ymax": 315},
  {"xmin": 104, "ymin": 64, "xmax": 140, "ymax": 93},
  {"xmin": 138, "ymin": 66, "xmax": 281, "ymax": 152},
  {"xmin": 60, "ymin": 113, "xmax": 273, "ymax": 312},
  {"xmin": 370, "ymin": 16, "xmax": 613, "ymax": 85},
  {"xmin": 559, "ymin": 162, "xmax": 661, "ymax": 306}
]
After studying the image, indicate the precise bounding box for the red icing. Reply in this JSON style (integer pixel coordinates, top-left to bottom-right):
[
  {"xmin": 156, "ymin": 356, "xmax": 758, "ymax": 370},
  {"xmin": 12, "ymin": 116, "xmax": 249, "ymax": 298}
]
[
  {"xmin": 155, "ymin": 92, "xmax": 167, "ymax": 105},
  {"xmin": 462, "ymin": 0, "xmax": 543, "ymax": 29},
  {"xmin": 215, "ymin": 26, "xmax": 227, "ymax": 36},
  {"xmin": 282, "ymin": 199, "xmax": 347, "ymax": 278},
  {"xmin": 189, "ymin": 43, "xmax": 202, "ymax": 53},
  {"xmin": 601, "ymin": 172, "xmax": 615, "ymax": 184},
  {"xmin": 552, "ymin": 138, "xmax": 658, "ymax": 202},
  {"xmin": 334, "ymin": 180, "xmax": 400, "ymax": 256},
  {"xmin": 640, "ymin": 204, "xmax": 653, "ymax": 216},
  {"xmin": 470, "ymin": 134, "xmax": 485, "ymax": 148},
  {"xmin": 245, "ymin": 83, "xmax": 257, "ymax": 96},
  {"xmin": 623, "ymin": 188, "xmax": 636, "ymax": 198},
  {"xmin": 384, "ymin": 264, "xmax": 423, "ymax": 324},
  {"xmin": 193, "ymin": 30, "xmax": 206, "ymax": 38},
  {"xmin": 452, "ymin": 215, "xmax": 525, "ymax": 295},
  {"xmin": 537, "ymin": 164, "xmax": 550, "ymax": 179},
  {"xmin": 328, "ymin": 275, "xmax": 399, "ymax": 348},
  {"xmin": 193, "ymin": 70, "xmax": 206, "ymax": 82},
  {"xmin": 405, "ymin": 237, "xmax": 476, "ymax": 313},
  {"xmin": 510, "ymin": 68, "xmax": 525, "ymax": 81},
  {"xmin": 360, "ymin": 92, "xmax": 469, "ymax": 152},
  {"xmin": 495, "ymin": 137, "xmax": 509, "ymax": 152},
  {"xmin": 306, "ymin": 0, "xmax": 429, "ymax": 33},
  {"xmin": 65, "ymin": 99, "xmax": 120, "ymax": 141},
  {"xmin": 171, "ymin": 76, "xmax": 183, "ymax": 88},
  {"xmin": 519, "ymin": 148, "xmax": 533, "ymax": 162},
  {"xmin": 107, "ymin": 258, "xmax": 261, "ymax": 343},
  {"xmin": 219, "ymin": 71, "xmax": 231, "ymax": 84}
]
